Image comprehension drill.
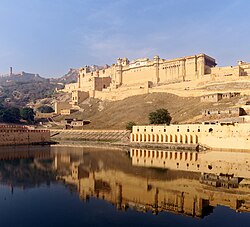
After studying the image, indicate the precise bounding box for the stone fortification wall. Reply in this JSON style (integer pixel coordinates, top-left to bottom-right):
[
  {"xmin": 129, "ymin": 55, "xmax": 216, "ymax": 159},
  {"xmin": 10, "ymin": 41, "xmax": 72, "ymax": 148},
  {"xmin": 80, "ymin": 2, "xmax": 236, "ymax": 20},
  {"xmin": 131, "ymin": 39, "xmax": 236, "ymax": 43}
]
[
  {"xmin": 130, "ymin": 123, "xmax": 250, "ymax": 150},
  {"xmin": 210, "ymin": 66, "xmax": 241, "ymax": 77},
  {"xmin": 0, "ymin": 125, "xmax": 50, "ymax": 146},
  {"xmin": 55, "ymin": 102, "xmax": 72, "ymax": 114}
]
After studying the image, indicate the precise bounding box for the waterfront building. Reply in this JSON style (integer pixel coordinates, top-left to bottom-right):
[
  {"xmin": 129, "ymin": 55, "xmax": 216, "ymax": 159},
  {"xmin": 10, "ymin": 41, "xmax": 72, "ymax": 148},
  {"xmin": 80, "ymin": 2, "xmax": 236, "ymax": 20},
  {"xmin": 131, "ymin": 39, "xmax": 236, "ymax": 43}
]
[{"xmin": 130, "ymin": 122, "xmax": 250, "ymax": 151}]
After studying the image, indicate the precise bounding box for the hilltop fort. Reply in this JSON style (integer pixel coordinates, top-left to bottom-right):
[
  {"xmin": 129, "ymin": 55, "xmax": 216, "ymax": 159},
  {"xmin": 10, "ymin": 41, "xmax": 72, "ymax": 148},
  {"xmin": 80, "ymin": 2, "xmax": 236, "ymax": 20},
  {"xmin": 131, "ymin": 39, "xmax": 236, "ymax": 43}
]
[{"xmin": 61, "ymin": 53, "xmax": 250, "ymax": 98}]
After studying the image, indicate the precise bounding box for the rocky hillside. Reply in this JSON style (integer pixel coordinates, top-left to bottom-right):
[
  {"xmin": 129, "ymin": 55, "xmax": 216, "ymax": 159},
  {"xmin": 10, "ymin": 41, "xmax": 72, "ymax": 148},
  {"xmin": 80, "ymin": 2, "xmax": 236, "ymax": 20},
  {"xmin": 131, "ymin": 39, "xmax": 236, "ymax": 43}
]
[
  {"xmin": 50, "ymin": 68, "xmax": 79, "ymax": 84},
  {"xmin": 0, "ymin": 69, "xmax": 78, "ymax": 107},
  {"xmin": 52, "ymin": 92, "xmax": 246, "ymax": 129}
]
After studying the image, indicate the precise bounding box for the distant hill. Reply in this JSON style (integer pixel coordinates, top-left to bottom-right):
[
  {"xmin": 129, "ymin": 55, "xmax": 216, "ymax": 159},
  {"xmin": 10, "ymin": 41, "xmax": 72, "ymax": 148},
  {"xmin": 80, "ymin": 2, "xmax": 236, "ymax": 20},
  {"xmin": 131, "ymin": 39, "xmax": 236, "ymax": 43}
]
[
  {"xmin": 50, "ymin": 68, "xmax": 79, "ymax": 84},
  {"xmin": 0, "ymin": 69, "xmax": 78, "ymax": 107}
]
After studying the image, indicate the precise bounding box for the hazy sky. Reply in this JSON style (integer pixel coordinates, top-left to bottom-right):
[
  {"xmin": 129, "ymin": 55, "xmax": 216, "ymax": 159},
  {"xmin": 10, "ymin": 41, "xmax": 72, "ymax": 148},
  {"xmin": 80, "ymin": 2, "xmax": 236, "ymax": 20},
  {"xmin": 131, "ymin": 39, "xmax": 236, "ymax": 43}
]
[{"xmin": 0, "ymin": 0, "xmax": 249, "ymax": 77}]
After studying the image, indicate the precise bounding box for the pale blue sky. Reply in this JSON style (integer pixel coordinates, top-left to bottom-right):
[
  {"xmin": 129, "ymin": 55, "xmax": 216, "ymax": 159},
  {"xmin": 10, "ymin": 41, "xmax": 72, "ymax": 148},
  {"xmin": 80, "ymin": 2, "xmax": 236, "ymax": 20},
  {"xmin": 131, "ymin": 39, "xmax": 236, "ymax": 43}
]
[{"xmin": 0, "ymin": 0, "xmax": 249, "ymax": 77}]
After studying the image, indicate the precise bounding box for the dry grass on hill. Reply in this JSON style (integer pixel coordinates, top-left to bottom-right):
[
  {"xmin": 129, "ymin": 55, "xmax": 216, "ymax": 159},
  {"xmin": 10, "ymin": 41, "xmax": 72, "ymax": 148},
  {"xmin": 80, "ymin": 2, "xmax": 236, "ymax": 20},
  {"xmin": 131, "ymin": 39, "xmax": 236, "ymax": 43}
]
[{"xmin": 53, "ymin": 92, "xmax": 245, "ymax": 130}]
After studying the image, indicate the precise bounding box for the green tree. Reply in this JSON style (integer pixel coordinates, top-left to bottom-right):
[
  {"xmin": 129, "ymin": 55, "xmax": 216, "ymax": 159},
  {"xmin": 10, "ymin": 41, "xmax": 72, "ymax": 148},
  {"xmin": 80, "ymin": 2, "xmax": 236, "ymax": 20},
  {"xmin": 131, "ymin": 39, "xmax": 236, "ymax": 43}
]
[
  {"xmin": 37, "ymin": 105, "xmax": 54, "ymax": 113},
  {"xmin": 0, "ymin": 107, "xmax": 21, "ymax": 123},
  {"xmin": 126, "ymin": 121, "xmax": 136, "ymax": 131},
  {"xmin": 20, "ymin": 107, "xmax": 35, "ymax": 123},
  {"xmin": 149, "ymin": 108, "xmax": 172, "ymax": 125}
]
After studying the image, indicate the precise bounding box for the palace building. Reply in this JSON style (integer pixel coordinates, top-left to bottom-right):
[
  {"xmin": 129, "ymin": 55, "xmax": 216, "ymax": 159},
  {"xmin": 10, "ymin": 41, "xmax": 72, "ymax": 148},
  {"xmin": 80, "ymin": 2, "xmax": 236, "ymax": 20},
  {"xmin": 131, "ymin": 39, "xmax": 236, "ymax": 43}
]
[{"xmin": 63, "ymin": 53, "xmax": 217, "ymax": 93}]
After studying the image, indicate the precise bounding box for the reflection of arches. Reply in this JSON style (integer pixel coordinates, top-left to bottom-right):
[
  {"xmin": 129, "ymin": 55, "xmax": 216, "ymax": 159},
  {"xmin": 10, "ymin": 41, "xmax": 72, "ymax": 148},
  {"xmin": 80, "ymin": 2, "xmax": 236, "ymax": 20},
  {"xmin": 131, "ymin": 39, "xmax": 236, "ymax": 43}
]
[{"xmin": 195, "ymin": 153, "xmax": 198, "ymax": 161}]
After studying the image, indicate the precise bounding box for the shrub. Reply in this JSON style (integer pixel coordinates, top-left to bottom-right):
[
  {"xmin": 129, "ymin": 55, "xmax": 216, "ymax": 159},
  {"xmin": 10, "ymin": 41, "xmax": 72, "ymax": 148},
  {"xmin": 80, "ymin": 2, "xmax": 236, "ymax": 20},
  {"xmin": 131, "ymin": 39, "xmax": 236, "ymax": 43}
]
[
  {"xmin": 126, "ymin": 121, "xmax": 136, "ymax": 131},
  {"xmin": 149, "ymin": 108, "xmax": 172, "ymax": 125},
  {"xmin": 37, "ymin": 105, "xmax": 54, "ymax": 113}
]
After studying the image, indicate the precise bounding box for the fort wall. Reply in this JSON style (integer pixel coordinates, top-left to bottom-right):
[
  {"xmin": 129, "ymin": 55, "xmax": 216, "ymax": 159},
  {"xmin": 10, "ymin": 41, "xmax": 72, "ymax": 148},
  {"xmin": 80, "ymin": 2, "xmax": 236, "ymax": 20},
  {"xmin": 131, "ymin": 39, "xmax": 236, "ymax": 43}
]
[
  {"xmin": 0, "ymin": 125, "xmax": 50, "ymax": 146},
  {"xmin": 130, "ymin": 123, "xmax": 250, "ymax": 151},
  {"xmin": 55, "ymin": 102, "xmax": 72, "ymax": 114}
]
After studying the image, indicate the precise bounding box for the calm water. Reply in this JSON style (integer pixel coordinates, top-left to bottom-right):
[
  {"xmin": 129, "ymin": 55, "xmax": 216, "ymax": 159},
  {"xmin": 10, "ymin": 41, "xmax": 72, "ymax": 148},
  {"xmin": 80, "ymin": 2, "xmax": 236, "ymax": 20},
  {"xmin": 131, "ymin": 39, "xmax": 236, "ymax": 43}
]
[{"xmin": 0, "ymin": 145, "xmax": 249, "ymax": 227}]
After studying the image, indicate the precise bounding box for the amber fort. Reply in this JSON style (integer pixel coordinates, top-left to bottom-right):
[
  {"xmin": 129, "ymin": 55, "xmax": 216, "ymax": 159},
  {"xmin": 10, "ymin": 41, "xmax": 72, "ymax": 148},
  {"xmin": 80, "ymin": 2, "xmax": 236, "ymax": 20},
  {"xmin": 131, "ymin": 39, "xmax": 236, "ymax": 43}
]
[
  {"xmin": 62, "ymin": 53, "xmax": 250, "ymax": 94},
  {"xmin": 55, "ymin": 53, "xmax": 250, "ymax": 114}
]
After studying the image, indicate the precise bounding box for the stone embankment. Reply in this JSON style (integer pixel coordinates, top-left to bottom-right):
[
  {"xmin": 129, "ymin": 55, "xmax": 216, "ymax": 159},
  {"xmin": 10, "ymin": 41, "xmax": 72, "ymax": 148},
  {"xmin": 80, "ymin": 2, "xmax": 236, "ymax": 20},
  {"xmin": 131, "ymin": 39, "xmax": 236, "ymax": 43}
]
[
  {"xmin": 50, "ymin": 129, "xmax": 131, "ymax": 143},
  {"xmin": 50, "ymin": 129, "xmax": 200, "ymax": 150}
]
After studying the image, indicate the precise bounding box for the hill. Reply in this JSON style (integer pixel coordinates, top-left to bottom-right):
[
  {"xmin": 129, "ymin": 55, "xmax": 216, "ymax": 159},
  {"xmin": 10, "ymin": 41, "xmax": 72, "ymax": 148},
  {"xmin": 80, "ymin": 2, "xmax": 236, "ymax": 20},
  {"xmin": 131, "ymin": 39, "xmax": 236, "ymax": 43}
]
[
  {"xmin": 53, "ymin": 92, "xmax": 245, "ymax": 129},
  {"xmin": 0, "ymin": 69, "xmax": 78, "ymax": 107}
]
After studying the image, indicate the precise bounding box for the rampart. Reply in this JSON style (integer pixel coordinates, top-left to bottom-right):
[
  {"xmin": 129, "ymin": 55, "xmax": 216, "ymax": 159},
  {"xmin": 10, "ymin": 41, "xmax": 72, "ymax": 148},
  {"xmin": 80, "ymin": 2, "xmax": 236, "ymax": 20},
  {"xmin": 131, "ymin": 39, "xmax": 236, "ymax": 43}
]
[
  {"xmin": 0, "ymin": 125, "xmax": 50, "ymax": 146},
  {"xmin": 130, "ymin": 123, "xmax": 250, "ymax": 151}
]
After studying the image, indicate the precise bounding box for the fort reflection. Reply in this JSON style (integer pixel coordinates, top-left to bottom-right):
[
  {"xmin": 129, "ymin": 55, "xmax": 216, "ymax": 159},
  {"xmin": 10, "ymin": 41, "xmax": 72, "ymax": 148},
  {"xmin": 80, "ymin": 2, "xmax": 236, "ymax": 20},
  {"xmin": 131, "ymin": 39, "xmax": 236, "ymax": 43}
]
[
  {"xmin": 0, "ymin": 146, "xmax": 249, "ymax": 217},
  {"xmin": 53, "ymin": 147, "xmax": 250, "ymax": 218}
]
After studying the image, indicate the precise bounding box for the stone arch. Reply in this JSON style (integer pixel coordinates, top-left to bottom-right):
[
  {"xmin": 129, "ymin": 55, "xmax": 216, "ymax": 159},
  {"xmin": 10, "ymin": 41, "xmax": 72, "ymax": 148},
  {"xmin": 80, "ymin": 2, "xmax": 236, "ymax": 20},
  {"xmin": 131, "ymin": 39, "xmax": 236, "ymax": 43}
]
[
  {"xmin": 190, "ymin": 135, "xmax": 193, "ymax": 144},
  {"xmin": 184, "ymin": 135, "xmax": 188, "ymax": 144},
  {"xmin": 195, "ymin": 135, "xmax": 199, "ymax": 143}
]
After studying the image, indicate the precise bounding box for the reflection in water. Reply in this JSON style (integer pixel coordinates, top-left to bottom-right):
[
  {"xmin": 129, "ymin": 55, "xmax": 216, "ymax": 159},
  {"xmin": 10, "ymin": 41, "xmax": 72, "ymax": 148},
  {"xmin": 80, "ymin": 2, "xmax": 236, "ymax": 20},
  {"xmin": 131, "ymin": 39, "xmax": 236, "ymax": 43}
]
[
  {"xmin": 0, "ymin": 146, "xmax": 55, "ymax": 189},
  {"xmin": 0, "ymin": 145, "xmax": 250, "ymax": 220},
  {"xmin": 53, "ymin": 147, "xmax": 250, "ymax": 217}
]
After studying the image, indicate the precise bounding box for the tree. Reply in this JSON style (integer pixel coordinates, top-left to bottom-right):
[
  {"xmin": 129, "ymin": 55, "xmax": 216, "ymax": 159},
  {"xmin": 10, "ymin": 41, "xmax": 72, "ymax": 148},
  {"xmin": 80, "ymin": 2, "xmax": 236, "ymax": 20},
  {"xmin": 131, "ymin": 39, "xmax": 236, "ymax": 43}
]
[
  {"xmin": 149, "ymin": 108, "xmax": 172, "ymax": 125},
  {"xmin": 20, "ymin": 107, "xmax": 35, "ymax": 123},
  {"xmin": 0, "ymin": 107, "xmax": 21, "ymax": 123},
  {"xmin": 37, "ymin": 105, "xmax": 54, "ymax": 113},
  {"xmin": 126, "ymin": 121, "xmax": 136, "ymax": 131}
]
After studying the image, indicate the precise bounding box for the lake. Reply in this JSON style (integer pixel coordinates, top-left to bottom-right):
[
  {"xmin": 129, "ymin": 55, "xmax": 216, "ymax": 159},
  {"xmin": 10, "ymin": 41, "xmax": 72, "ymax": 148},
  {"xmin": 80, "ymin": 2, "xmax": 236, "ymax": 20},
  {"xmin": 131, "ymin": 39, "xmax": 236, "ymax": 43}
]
[{"xmin": 0, "ymin": 145, "xmax": 249, "ymax": 227}]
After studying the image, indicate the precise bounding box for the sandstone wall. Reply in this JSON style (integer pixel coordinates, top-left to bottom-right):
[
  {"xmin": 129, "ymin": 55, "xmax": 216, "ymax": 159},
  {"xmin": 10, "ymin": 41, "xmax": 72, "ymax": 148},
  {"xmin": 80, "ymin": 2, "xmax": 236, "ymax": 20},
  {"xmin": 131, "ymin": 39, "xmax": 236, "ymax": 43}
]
[{"xmin": 0, "ymin": 126, "xmax": 50, "ymax": 146}]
